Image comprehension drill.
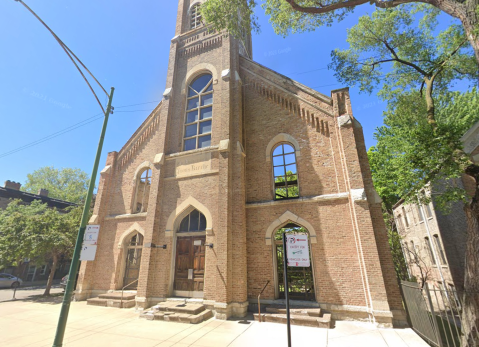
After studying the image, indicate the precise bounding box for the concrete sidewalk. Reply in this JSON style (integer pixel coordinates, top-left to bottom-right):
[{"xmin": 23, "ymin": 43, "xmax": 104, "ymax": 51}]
[{"xmin": 1, "ymin": 298, "xmax": 428, "ymax": 347}]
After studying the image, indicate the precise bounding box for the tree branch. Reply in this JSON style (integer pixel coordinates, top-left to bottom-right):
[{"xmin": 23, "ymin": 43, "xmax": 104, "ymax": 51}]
[
  {"xmin": 381, "ymin": 39, "xmax": 430, "ymax": 76},
  {"xmin": 283, "ymin": 0, "xmax": 465, "ymax": 19}
]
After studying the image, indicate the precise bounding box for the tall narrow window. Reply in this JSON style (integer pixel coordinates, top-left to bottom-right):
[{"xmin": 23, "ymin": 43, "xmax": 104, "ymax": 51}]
[
  {"xmin": 190, "ymin": 3, "xmax": 202, "ymax": 29},
  {"xmin": 425, "ymin": 203, "xmax": 433, "ymax": 218},
  {"xmin": 272, "ymin": 143, "xmax": 299, "ymax": 200},
  {"xmin": 433, "ymin": 235, "xmax": 447, "ymax": 265},
  {"xmin": 134, "ymin": 169, "xmax": 152, "ymax": 213},
  {"xmin": 402, "ymin": 207, "xmax": 409, "ymax": 227},
  {"xmin": 425, "ymin": 237, "xmax": 436, "ymax": 265},
  {"xmin": 184, "ymin": 74, "xmax": 213, "ymax": 151},
  {"xmin": 417, "ymin": 205, "xmax": 424, "ymax": 222}
]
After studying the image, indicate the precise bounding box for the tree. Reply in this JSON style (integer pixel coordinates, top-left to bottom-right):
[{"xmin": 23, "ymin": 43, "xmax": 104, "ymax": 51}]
[
  {"xmin": 22, "ymin": 166, "xmax": 89, "ymax": 204},
  {"xmin": 328, "ymin": 8, "xmax": 478, "ymax": 344},
  {"xmin": 384, "ymin": 207, "xmax": 411, "ymax": 281},
  {"xmin": 0, "ymin": 200, "xmax": 82, "ymax": 296},
  {"xmin": 201, "ymin": 0, "xmax": 479, "ymax": 66}
]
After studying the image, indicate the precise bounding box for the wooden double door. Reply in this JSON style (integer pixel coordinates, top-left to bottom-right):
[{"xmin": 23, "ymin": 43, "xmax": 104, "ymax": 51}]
[{"xmin": 174, "ymin": 236, "xmax": 206, "ymax": 295}]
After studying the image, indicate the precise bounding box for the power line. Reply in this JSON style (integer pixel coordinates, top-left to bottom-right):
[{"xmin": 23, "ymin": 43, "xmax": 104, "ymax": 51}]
[{"xmin": 0, "ymin": 102, "xmax": 159, "ymax": 160}]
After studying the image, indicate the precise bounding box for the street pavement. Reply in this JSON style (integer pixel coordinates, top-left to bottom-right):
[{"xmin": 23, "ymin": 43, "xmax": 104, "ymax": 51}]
[
  {"xmin": 0, "ymin": 296, "xmax": 429, "ymax": 347},
  {"xmin": 0, "ymin": 284, "xmax": 63, "ymax": 302}
]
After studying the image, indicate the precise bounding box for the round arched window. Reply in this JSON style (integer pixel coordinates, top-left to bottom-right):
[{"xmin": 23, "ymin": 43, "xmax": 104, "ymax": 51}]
[{"xmin": 184, "ymin": 74, "xmax": 213, "ymax": 151}]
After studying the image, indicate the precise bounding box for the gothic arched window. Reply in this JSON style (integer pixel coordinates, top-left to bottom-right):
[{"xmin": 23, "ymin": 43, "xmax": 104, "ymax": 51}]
[
  {"xmin": 272, "ymin": 143, "xmax": 299, "ymax": 200},
  {"xmin": 133, "ymin": 168, "xmax": 152, "ymax": 213},
  {"xmin": 184, "ymin": 74, "xmax": 213, "ymax": 151},
  {"xmin": 178, "ymin": 209, "xmax": 207, "ymax": 233},
  {"xmin": 190, "ymin": 3, "xmax": 202, "ymax": 29}
]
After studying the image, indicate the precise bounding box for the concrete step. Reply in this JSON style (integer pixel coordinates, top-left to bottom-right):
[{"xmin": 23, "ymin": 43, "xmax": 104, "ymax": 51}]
[
  {"xmin": 140, "ymin": 303, "xmax": 213, "ymax": 324},
  {"xmin": 151, "ymin": 301, "xmax": 206, "ymax": 315},
  {"xmin": 87, "ymin": 296, "xmax": 136, "ymax": 309},
  {"xmin": 254, "ymin": 311, "xmax": 331, "ymax": 329},
  {"xmin": 87, "ymin": 298, "xmax": 107, "ymax": 307},
  {"xmin": 98, "ymin": 292, "xmax": 137, "ymax": 301},
  {"xmin": 265, "ymin": 307, "xmax": 322, "ymax": 317}
]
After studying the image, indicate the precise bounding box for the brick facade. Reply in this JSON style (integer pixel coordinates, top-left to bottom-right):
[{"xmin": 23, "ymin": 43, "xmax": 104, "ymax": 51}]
[{"xmin": 76, "ymin": 0, "xmax": 404, "ymax": 325}]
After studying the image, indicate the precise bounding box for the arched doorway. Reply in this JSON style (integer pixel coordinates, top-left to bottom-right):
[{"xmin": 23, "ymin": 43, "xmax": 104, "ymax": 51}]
[
  {"xmin": 123, "ymin": 232, "xmax": 143, "ymax": 289},
  {"xmin": 173, "ymin": 209, "xmax": 206, "ymax": 297},
  {"xmin": 275, "ymin": 223, "xmax": 315, "ymax": 301}
]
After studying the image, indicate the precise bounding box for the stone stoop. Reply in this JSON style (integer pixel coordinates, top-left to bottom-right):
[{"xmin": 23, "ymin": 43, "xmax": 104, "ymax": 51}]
[
  {"xmin": 254, "ymin": 306, "xmax": 331, "ymax": 328},
  {"xmin": 86, "ymin": 292, "xmax": 137, "ymax": 309},
  {"xmin": 140, "ymin": 301, "xmax": 213, "ymax": 324}
]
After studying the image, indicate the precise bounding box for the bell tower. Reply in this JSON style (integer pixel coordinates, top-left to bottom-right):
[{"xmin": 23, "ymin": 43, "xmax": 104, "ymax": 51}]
[{"xmin": 134, "ymin": 0, "xmax": 250, "ymax": 319}]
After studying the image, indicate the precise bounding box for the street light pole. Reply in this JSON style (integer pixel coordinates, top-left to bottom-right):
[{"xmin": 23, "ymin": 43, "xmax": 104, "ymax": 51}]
[{"xmin": 52, "ymin": 87, "xmax": 114, "ymax": 347}]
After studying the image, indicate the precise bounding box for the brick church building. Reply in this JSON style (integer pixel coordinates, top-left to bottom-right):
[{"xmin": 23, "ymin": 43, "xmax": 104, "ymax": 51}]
[{"xmin": 76, "ymin": 0, "xmax": 405, "ymax": 326}]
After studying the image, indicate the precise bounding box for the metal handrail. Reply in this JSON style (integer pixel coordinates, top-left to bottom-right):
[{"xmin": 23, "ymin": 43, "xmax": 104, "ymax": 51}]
[
  {"xmin": 258, "ymin": 280, "xmax": 270, "ymax": 322},
  {"xmin": 120, "ymin": 279, "xmax": 138, "ymax": 308}
]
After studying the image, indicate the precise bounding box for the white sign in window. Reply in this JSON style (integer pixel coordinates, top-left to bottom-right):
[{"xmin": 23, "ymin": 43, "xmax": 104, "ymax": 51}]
[{"xmin": 286, "ymin": 233, "xmax": 310, "ymax": 267}]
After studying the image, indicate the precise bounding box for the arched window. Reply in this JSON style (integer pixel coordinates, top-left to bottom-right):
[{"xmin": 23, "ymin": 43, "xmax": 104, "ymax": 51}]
[
  {"xmin": 123, "ymin": 232, "xmax": 143, "ymax": 289},
  {"xmin": 178, "ymin": 209, "xmax": 207, "ymax": 233},
  {"xmin": 274, "ymin": 223, "xmax": 314, "ymax": 301},
  {"xmin": 272, "ymin": 143, "xmax": 299, "ymax": 199},
  {"xmin": 184, "ymin": 74, "xmax": 213, "ymax": 151},
  {"xmin": 190, "ymin": 3, "xmax": 202, "ymax": 29},
  {"xmin": 133, "ymin": 169, "xmax": 152, "ymax": 213}
]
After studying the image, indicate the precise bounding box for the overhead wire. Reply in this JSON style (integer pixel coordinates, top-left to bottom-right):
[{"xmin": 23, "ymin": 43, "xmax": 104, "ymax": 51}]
[
  {"xmin": 0, "ymin": 100, "xmax": 160, "ymax": 159},
  {"xmin": 15, "ymin": 0, "xmax": 109, "ymax": 112}
]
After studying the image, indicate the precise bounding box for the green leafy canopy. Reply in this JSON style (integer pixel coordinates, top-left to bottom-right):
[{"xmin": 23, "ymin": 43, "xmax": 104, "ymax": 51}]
[{"xmin": 22, "ymin": 166, "xmax": 89, "ymax": 204}]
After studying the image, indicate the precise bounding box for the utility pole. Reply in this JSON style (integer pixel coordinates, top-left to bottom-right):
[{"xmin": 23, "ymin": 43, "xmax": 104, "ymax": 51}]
[{"xmin": 52, "ymin": 87, "xmax": 114, "ymax": 347}]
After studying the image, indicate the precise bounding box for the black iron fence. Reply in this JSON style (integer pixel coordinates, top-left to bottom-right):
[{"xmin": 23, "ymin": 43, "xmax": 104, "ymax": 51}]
[{"xmin": 400, "ymin": 281, "xmax": 474, "ymax": 347}]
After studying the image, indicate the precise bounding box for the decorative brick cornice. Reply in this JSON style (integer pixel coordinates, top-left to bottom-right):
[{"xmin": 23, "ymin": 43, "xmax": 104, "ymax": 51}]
[{"xmin": 116, "ymin": 104, "xmax": 162, "ymax": 171}]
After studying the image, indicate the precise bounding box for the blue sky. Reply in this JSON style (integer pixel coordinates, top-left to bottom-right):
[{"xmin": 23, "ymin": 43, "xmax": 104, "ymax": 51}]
[{"xmin": 0, "ymin": 0, "xmax": 463, "ymax": 189}]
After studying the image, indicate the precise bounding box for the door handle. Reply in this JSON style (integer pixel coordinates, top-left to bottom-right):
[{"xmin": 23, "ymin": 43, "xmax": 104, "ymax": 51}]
[{"xmin": 188, "ymin": 269, "xmax": 193, "ymax": 280}]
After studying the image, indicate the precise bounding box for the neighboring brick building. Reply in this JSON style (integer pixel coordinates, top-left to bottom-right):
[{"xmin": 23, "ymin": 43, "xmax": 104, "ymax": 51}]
[
  {"xmin": 393, "ymin": 120, "xmax": 479, "ymax": 296},
  {"xmin": 0, "ymin": 180, "xmax": 76, "ymax": 282},
  {"xmin": 76, "ymin": 0, "xmax": 404, "ymax": 326}
]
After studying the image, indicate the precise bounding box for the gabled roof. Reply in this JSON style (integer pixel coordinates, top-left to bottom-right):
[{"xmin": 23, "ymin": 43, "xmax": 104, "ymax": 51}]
[{"xmin": 0, "ymin": 187, "xmax": 77, "ymax": 210}]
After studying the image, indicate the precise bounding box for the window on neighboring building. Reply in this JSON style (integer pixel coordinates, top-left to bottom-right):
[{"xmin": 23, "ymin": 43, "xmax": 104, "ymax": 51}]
[
  {"xmin": 402, "ymin": 206, "xmax": 409, "ymax": 227},
  {"xmin": 402, "ymin": 242, "xmax": 410, "ymax": 263},
  {"xmin": 133, "ymin": 169, "xmax": 152, "ymax": 213},
  {"xmin": 425, "ymin": 203, "xmax": 433, "ymax": 218},
  {"xmin": 417, "ymin": 205, "xmax": 424, "ymax": 222},
  {"xmin": 184, "ymin": 74, "xmax": 213, "ymax": 151},
  {"xmin": 410, "ymin": 240, "xmax": 417, "ymax": 261},
  {"xmin": 425, "ymin": 237, "xmax": 436, "ymax": 265},
  {"xmin": 39, "ymin": 265, "xmax": 47, "ymax": 275},
  {"xmin": 190, "ymin": 3, "xmax": 202, "ymax": 29},
  {"xmin": 178, "ymin": 209, "xmax": 207, "ymax": 233},
  {"xmin": 433, "ymin": 235, "xmax": 447, "ymax": 265},
  {"xmin": 272, "ymin": 143, "xmax": 299, "ymax": 200}
]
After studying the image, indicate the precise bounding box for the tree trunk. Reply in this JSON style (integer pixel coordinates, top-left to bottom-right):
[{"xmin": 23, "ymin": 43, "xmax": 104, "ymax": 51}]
[
  {"xmin": 43, "ymin": 253, "xmax": 58, "ymax": 296},
  {"xmin": 459, "ymin": 0, "xmax": 479, "ymax": 68},
  {"xmin": 462, "ymin": 182, "xmax": 479, "ymax": 346}
]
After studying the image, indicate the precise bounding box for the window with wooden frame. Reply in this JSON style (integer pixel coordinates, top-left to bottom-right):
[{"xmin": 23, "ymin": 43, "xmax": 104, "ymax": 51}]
[
  {"xmin": 183, "ymin": 74, "xmax": 213, "ymax": 151},
  {"xmin": 178, "ymin": 209, "xmax": 207, "ymax": 233},
  {"xmin": 190, "ymin": 3, "xmax": 202, "ymax": 29},
  {"xmin": 133, "ymin": 169, "xmax": 152, "ymax": 213},
  {"xmin": 272, "ymin": 143, "xmax": 299, "ymax": 200}
]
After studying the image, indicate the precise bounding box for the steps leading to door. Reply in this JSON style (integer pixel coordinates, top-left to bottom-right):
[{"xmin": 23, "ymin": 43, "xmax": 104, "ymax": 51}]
[
  {"xmin": 140, "ymin": 301, "xmax": 213, "ymax": 324},
  {"xmin": 254, "ymin": 305, "xmax": 331, "ymax": 328},
  {"xmin": 86, "ymin": 291, "xmax": 137, "ymax": 309}
]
